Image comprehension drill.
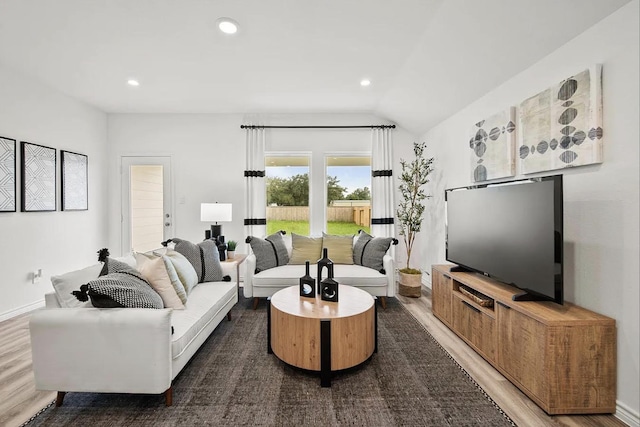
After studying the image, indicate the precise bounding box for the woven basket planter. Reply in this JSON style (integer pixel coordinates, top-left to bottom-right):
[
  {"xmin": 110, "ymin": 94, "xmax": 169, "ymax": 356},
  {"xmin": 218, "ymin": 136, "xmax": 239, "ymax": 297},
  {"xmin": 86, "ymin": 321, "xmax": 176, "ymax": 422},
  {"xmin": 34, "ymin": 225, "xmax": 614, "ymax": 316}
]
[{"xmin": 398, "ymin": 271, "xmax": 422, "ymax": 298}]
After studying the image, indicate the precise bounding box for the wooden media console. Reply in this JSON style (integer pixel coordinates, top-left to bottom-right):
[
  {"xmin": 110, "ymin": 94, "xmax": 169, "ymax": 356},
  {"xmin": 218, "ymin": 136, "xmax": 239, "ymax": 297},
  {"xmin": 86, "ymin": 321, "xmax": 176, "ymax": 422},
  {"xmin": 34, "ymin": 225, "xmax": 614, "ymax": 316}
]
[{"xmin": 432, "ymin": 264, "xmax": 616, "ymax": 415}]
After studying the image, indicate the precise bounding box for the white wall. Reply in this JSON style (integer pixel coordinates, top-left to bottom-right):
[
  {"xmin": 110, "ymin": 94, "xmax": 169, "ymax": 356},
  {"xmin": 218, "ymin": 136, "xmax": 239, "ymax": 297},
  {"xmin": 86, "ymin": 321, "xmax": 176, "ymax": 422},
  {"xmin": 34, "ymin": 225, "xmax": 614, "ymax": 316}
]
[
  {"xmin": 415, "ymin": 1, "xmax": 639, "ymax": 421},
  {"xmin": 107, "ymin": 113, "xmax": 414, "ymax": 258},
  {"xmin": 0, "ymin": 64, "xmax": 108, "ymax": 320}
]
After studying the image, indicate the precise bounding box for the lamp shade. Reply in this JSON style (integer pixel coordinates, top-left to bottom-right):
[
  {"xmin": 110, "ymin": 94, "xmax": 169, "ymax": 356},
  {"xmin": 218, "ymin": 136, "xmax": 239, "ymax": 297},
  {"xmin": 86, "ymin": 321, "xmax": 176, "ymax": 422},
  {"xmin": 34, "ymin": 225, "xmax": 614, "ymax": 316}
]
[{"xmin": 201, "ymin": 203, "xmax": 232, "ymax": 222}]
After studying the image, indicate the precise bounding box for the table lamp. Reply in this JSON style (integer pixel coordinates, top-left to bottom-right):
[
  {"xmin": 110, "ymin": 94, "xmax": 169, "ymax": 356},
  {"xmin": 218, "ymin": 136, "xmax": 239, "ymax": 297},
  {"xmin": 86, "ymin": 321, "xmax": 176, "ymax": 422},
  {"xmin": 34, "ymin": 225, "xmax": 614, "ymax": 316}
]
[{"xmin": 201, "ymin": 203, "xmax": 232, "ymax": 241}]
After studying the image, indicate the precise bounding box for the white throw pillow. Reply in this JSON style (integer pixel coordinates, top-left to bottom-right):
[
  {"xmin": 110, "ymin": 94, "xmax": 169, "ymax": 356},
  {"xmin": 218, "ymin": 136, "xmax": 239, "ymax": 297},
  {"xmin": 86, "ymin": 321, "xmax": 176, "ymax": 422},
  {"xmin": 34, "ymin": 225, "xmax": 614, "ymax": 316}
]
[
  {"xmin": 135, "ymin": 253, "xmax": 185, "ymax": 309},
  {"xmin": 51, "ymin": 264, "xmax": 102, "ymax": 308}
]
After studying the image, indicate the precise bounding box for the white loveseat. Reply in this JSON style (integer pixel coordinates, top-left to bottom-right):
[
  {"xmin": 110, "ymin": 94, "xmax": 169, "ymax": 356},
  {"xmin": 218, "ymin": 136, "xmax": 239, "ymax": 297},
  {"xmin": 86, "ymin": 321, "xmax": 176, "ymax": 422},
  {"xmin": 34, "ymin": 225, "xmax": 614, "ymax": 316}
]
[
  {"xmin": 243, "ymin": 233, "xmax": 395, "ymax": 309},
  {"xmin": 29, "ymin": 258, "xmax": 237, "ymax": 407}
]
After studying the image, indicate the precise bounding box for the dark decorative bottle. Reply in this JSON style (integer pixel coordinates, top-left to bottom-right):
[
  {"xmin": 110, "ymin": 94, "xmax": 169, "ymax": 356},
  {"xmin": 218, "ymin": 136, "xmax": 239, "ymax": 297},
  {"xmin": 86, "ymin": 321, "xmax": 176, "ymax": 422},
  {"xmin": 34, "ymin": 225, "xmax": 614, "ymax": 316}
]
[
  {"xmin": 317, "ymin": 248, "xmax": 333, "ymax": 294},
  {"xmin": 299, "ymin": 261, "xmax": 316, "ymax": 298},
  {"xmin": 320, "ymin": 263, "xmax": 339, "ymax": 302}
]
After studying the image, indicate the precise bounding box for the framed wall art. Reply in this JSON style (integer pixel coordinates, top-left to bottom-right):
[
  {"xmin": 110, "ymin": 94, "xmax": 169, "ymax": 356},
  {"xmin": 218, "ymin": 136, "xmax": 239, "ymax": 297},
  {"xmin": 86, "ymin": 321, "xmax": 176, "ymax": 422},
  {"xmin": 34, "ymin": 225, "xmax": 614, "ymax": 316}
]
[
  {"xmin": 469, "ymin": 107, "xmax": 516, "ymax": 182},
  {"xmin": 0, "ymin": 136, "xmax": 17, "ymax": 212},
  {"xmin": 61, "ymin": 150, "xmax": 88, "ymax": 211},
  {"xmin": 519, "ymin": 64, "xmax": 603, "ymax": 174},
  {"xmin": 21, "ymin": 141, "xmax": 56, "ymax": 212}
]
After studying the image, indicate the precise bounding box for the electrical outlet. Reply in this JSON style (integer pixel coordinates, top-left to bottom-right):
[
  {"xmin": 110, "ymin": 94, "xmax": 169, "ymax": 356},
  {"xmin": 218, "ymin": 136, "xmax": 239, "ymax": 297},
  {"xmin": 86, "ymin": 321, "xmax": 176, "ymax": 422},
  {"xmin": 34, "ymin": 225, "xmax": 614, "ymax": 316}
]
[{"xmin": 32, "ymin": 269, "xmax": 42, "ymax": 284}]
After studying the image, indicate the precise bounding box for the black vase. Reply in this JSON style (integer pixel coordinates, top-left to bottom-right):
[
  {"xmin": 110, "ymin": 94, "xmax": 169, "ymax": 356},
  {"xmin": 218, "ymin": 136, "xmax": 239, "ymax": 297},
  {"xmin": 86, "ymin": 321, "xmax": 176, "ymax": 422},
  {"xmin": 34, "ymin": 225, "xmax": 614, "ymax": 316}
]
[
  {"xmin": 320, "ymin": 263, "xmax": 339, "ymax": 302},
  {"xmin": 299, "ymin": 261, "xmax": 316, "ymax": 298},
  {"xmin": 317, "ymin": 247, "xmax": 333, "ymax": 294}
]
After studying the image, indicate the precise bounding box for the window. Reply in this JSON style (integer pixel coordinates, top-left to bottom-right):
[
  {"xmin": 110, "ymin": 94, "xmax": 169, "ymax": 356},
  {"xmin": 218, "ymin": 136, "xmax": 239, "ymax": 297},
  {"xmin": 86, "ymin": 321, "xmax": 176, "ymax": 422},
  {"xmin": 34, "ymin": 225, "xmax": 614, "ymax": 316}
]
[
  {"xmin": 326, "ymin": 156, "xmax": 371, "ymax": 234},
  {"xmin": 265, "ymin": 155, "xmax": 310, "ymax": 235}
]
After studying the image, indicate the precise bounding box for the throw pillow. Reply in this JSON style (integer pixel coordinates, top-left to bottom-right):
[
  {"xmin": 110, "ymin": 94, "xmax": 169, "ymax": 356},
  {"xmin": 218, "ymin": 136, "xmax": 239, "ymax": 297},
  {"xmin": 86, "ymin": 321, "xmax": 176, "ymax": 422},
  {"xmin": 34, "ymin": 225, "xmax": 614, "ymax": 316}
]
[
  {"xmin": 73, "ymin": 271, "xmax": 164, "ymax": 309},
  {"xmin": 247, "ymin": 231, "xmax": 289, "ymax": 273},
  {"xmin": 288, "ymin": 233, "xmax": 323, "ymax": 264},
  {"xmin": 135, "ymin": 251, "xmax": 188, "ymax": 304},
  {"xmin": 164, "ymin": 249, "xmax": 199, "ymax": 294},
  {"xmin": 135, "ymin": 253, "xmax": 185, "ymax": 309},
  {"xmin": 51, "ymin": 263, "xmax": 102, "ymax": 308},
  {"xmin": 165, "ymin": 238, "xmax": 229, "ymax": 283},
  {"xmin": 352, "ymin": 230, "xmax": 394, "ymax": 273},
  {"xmin": 321, "ymin": 233, "xmax": 354, "ymax": 265},
  {"xmin": 97, "ymin": 248, "xmax": 138, "ymax": 276}
]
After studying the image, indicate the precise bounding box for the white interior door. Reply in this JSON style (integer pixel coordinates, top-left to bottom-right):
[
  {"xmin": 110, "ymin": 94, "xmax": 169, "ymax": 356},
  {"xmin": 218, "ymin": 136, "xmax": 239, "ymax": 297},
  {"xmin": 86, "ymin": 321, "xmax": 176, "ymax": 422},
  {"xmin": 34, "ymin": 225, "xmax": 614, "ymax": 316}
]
[{"xmin": 121, "ymin": 156, "xmax": 173, "ymax": 254}]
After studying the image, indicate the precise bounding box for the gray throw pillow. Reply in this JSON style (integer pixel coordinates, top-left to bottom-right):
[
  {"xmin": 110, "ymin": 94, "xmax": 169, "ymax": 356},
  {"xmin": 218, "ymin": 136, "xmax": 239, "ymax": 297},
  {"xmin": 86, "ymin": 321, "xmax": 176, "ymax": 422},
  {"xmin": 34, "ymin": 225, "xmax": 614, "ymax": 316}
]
[
  {"xmin": 165, "ymin": 238, "xmax": 229, "ymax": 283},
  {"xmin": 353, "ymin": 230, "xmax": 394, "ymax": 273},
  {"xmin": 247, "ymin": 231, "xmax": 289, "ymax": 273},
  {"xmin": 73, "ymin": 248, "xmax": 163, "ymax": 308},
  {"xmin": 73, "ymin": 271, "xmax": 164, "ymax": 309}
]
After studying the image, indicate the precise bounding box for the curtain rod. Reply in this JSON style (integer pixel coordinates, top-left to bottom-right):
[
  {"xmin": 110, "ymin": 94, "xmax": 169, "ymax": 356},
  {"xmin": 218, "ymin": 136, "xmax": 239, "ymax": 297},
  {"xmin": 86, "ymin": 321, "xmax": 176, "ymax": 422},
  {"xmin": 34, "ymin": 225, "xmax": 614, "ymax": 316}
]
[{"xmin": 240, "ymin": 125, "xmax": 395, "ymax": 129}]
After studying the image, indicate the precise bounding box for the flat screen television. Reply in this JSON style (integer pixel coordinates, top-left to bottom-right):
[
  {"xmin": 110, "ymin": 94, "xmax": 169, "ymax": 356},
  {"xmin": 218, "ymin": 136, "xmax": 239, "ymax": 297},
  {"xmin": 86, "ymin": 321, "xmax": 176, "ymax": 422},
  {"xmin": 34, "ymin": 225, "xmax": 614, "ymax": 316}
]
[{"xmin": 445, "ymin": 175, "xmax": 563, "ymax": 304}]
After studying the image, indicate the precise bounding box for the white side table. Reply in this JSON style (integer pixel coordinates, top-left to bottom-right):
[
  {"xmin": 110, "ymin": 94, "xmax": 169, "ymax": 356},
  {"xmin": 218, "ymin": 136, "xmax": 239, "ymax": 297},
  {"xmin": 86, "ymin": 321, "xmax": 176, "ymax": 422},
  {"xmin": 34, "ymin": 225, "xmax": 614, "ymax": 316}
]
[{"xmin": 221, "ymin": 254, "xmax": 248, "ymax": 287}]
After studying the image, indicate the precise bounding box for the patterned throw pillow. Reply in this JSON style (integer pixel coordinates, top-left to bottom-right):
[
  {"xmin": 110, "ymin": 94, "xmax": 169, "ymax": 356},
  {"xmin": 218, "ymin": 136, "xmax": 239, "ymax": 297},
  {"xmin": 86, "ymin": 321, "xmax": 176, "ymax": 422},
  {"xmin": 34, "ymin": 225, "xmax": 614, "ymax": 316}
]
[
  {"xmin": 288, "ymin": 233, "xmax": 323, "ymax": 265},
  {"xmin": 322, "ymin": 233, "xmax": 354, "ymax": 265},
  {"xmin": 164, "ymin": 238, "xmax": 229, "ymax": 284},
  {"xmin": 72, "ymin": 248, "xmax": 163, "ymax": 308},
  {"xmin": 352, "ymin": 230, "xmax": 395, "ymax": 273},
  {"xmin": 247, "ymin": 231, "xmax": 289, "ymax": 273}
]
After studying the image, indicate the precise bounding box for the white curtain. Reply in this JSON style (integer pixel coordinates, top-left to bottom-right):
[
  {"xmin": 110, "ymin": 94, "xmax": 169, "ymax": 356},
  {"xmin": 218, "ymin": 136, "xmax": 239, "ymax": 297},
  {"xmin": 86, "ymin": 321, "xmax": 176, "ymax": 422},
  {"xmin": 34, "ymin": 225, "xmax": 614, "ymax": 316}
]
[
  {"xmin": 371, "ymin": 127, "xmax": 395, "ymax": 239},
  {"xmin": 244, "ymin": 127, "xmax": 267, "ymax": 239}
]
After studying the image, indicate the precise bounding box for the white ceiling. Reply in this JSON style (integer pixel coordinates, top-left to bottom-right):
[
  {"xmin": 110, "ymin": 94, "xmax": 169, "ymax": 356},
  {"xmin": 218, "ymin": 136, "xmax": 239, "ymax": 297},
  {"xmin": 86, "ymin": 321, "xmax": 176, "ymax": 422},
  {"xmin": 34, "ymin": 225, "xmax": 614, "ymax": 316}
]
[{"xmin": 0, "ymin": 0, "xmax": 630, "ymax": 135}]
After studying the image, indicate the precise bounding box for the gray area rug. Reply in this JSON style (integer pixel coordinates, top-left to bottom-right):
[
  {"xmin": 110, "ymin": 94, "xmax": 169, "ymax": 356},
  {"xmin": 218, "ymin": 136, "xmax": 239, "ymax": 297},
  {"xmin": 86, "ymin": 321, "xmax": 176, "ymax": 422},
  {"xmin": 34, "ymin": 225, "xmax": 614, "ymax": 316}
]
[{"xmin": 25, "ymin": 296, "xmax": 515, "ymax": 426}]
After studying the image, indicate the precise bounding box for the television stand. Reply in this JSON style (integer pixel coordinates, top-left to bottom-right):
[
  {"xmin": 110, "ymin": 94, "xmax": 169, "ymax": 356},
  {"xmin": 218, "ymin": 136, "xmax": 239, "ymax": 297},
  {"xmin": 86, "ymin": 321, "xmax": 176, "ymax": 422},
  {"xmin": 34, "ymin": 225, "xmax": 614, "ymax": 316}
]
[{"xmin": 431, "ymin": 264, "xmax": 616, "ymax": 415}]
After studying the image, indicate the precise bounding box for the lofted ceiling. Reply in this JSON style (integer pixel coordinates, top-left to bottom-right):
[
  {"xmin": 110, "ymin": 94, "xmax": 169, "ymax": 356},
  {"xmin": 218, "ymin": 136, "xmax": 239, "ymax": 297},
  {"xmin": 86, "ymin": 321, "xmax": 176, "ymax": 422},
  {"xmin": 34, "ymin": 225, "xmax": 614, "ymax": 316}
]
[{"xmin": 0, "ymin": 0, "xmax": 631, "ymax": 135}]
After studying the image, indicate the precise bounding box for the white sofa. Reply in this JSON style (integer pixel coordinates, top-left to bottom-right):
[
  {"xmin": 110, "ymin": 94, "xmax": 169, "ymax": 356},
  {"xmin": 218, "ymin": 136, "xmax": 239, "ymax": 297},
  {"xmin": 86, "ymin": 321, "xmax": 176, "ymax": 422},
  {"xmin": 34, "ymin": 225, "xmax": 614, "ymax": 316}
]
[
  {"xmin": 29, "ymin": 262, "xmax": 237, "ymax": 407},
  {"xmin": 243, "ymin": 235, "xmax": 395, "ymax": 309}
]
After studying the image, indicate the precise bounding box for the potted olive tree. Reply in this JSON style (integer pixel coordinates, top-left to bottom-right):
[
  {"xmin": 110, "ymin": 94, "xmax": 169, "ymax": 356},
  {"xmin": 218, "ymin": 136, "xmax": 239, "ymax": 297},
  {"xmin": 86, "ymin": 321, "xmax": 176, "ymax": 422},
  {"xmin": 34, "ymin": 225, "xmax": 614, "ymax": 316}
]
[{"xmin": 397, "ymin": 142, "xmax": 435, "ymax": 297}]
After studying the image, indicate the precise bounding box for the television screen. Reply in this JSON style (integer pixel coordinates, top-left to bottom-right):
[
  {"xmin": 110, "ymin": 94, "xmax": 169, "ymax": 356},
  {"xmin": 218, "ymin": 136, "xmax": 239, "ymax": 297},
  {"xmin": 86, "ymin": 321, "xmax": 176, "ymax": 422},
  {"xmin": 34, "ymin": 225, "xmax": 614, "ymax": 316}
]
[{"xmin": 445, "ymin": 175, "xmax": 563, "ymax": 304}]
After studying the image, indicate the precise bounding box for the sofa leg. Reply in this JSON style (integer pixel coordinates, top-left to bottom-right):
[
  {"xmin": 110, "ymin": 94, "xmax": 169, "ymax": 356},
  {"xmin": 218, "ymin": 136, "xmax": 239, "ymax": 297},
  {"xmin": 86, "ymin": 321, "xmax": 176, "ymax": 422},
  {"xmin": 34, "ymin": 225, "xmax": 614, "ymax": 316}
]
[
  {"xmin": 252, "ymin": 297, "xmax": 259, "ymax": 310},
  {"xmin": 164, "ymin": 387, "xmax": 173, "ymax": 407},
  {"xmin": 227, "ymin": 311, "xmax": 232, "ymax": 321},
  {"xmin": 55, "ymin": 391, "xmax": 66, "ymax": 407},
  {"xmin": 379, "ymin": 297, "xmax": 387, "ymax": 310}
]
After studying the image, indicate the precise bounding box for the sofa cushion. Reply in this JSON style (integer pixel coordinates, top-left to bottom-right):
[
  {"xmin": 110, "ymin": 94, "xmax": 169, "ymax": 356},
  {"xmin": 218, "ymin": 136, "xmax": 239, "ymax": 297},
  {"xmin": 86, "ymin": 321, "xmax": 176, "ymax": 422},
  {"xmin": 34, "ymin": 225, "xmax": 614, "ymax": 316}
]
[
  {"xmin": 353, "ymin": 230, "xmax": 394, "ymax": 273},
  {"xmin": 135, "ymin": 254, "xmax": 185, "ymax": 309},
  {"xmin": 289, "ymin": 233, "xmax": 323, "ymax": 264},
  {"xmin": 51, "ymin": 263, "xmax": 102, "ymax": 308},
  {"xmin": 170, "ymin": 281, "xmax": 237, "ymax": 359},
  {"xmin": 166, "ymin": 238, "xmax": 225, "ymax": 283},
  {"xmin": 252, "ymin": 263, "xmax": 387, "ymax": 287},
  {"xmin": 322, "ymin": 233, "xmax": 354, "ymax": 265},
  {"xmin": 248, "ymin": 231, "xmax": 289, "ymax": 272},
  {"xmin": 164, "ymin": 250, "xmax": 199, "ymax": 295}
]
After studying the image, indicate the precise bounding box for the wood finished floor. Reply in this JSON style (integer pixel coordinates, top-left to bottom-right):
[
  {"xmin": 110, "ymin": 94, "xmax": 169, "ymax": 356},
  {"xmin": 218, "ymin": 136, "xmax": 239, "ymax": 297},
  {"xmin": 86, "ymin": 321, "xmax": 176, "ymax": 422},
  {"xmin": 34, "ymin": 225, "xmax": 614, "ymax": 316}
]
[{"xmin": 0, "ymin": 290, "xmax": 627, "ymax": 427}]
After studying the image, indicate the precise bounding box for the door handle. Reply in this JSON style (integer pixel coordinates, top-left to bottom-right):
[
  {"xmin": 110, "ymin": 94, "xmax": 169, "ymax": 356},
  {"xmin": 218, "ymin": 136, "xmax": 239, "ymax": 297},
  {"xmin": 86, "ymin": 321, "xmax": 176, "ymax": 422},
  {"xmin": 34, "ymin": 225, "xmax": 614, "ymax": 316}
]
[{"xmin": 462, "ymin": 300, "xmax": 481, "ymax": 313}]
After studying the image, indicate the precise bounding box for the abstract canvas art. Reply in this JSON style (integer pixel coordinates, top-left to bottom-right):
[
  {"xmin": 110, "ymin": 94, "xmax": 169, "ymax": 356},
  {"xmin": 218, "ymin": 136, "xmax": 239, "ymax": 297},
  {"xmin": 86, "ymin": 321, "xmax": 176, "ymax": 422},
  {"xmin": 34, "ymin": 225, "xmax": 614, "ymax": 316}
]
[
  {"xmin": 519, "ymin": 65, "xmax": 603, "ymax": 174},
  {"xmin": 61, "ymin": 150, "xmax": 88, "ymax": 211},
  {"xmin": 0, "ymin": 136, "xmax": 16, "ymax": 212},
  {"xmin": 469, "ymin": 107, "xmax": 516, "ymax": 182},
  {"xmin": 21, "ymin": 141, "xmax": 56, "ymax": 212}
]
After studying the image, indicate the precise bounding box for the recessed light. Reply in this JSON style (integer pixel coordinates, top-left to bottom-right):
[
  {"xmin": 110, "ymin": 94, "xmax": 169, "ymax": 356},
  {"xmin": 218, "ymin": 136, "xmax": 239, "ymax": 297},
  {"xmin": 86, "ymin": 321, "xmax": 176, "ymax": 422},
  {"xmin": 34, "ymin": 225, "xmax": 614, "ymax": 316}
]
[
  {"xmin": 127, "ymin": 79, "xmax": 140, "ymax": 87},
  {"xmin": 217, "ymin": 17, "xmax": 239, "ymax": 34},
  {"xmin": 360, "ymin": 79, "xmax": 371, "ymax": 87}
]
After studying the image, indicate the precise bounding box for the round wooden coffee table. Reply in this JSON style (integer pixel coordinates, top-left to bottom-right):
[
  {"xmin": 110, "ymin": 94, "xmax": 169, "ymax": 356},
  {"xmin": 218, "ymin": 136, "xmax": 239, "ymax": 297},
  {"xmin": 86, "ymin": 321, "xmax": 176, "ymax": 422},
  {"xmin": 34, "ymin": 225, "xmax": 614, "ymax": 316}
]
[{"xmin": 268, "ymin": 285, "xmax": 376, "ymax": 387}]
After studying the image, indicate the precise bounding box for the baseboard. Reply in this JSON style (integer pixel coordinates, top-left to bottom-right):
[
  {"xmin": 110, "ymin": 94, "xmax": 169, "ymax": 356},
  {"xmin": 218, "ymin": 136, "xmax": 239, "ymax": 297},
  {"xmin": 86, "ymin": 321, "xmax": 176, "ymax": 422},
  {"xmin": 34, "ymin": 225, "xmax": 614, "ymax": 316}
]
[
  {"xmin": 0, "ymin": 299, "xmax": 44, "ymax": 323},
  {"xmin": 421, "ymin": 273, "xmax": 432, "ymax": 290},
  {"xmin": 616, "ymin": 401, "xmax": 640, "ymax": 427}
]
